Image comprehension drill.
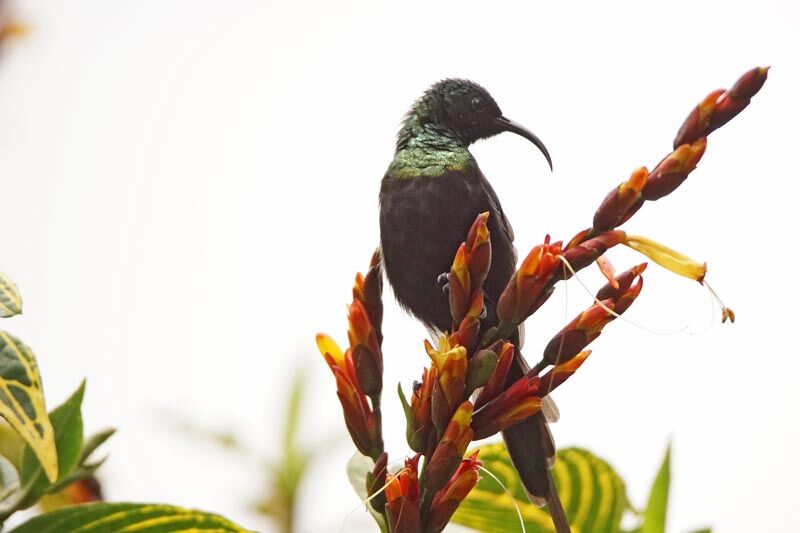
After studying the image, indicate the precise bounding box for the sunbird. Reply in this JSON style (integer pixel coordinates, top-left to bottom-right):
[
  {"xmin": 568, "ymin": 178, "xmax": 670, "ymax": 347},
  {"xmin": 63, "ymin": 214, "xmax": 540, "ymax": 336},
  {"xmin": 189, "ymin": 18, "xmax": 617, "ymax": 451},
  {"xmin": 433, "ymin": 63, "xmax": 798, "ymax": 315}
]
[{"xmin": 379, "ymin": 79, "xmax": 570, "ymax": 532}]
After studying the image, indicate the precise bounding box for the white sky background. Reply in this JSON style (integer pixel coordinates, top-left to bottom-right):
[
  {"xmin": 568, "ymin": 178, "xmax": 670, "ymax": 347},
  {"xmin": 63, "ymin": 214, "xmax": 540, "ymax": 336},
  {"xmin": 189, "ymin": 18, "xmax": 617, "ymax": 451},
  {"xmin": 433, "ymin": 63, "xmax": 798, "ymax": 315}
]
[{"xmin": 1, "ymin": 0, "xmax": 799, "ymax": 531}]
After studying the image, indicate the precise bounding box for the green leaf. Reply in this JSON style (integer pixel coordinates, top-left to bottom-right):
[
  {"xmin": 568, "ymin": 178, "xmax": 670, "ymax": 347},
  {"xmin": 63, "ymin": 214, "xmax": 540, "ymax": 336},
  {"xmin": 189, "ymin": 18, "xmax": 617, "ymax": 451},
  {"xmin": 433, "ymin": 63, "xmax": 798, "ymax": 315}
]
[
  {"xmin": 641, "ymin": 444, "xmax": 670, "ymax": 533},
  {"xmin": 0, "ymin": 332, "xmax": 57, "ymax": 483},
  {"xmin": 77, "ymin": 427, "xmax": 115, "ymax": 465},
  {"xmin": 346, "ymin": 452, "xmax": 387, "ymax": 533},
  {"xmin": 43, "ymin": 427, "xmax": 115, "ymax": 497},
  {"xmin": 0, "ymin": 273, "xmax": 22, "ymax": 318},
  {"xmin": 8, "ymin": 502, "xmax": 253, "ymax": 532},
  {"xmin": 18, "ymin": 381, "xmax": 85, "ymax": 507},
  {"xmin": 453, "ymin": 443, "xmax": 630, "ymax": 533}
]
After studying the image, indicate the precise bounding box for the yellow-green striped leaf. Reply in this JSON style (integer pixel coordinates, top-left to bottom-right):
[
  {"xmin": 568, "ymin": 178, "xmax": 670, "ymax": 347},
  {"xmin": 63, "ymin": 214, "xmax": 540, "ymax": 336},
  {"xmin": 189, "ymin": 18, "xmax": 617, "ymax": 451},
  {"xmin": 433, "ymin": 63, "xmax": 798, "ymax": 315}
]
[
  {"xmin": 0, "ymin": 332, "xmax": 57, "ymax": 482},
  {"xmin": 9, "ymin": 502, "xmax": 254, "ymax": 532},
  {"xmin": 452, "ymin": 443, "xmax": 630, "ymax": 533},
  {"xmin": 0, "ymin": 273, "xmax": 22, "ymax": 318}
]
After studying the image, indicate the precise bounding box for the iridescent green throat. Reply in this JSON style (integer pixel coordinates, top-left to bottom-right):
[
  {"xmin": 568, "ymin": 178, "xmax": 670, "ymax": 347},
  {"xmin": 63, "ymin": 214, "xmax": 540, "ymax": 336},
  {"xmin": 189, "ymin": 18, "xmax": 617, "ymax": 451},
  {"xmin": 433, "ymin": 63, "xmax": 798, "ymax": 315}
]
[{"xmin": 387, "ymin": 101, "xmax": 476, "ymax": 179}]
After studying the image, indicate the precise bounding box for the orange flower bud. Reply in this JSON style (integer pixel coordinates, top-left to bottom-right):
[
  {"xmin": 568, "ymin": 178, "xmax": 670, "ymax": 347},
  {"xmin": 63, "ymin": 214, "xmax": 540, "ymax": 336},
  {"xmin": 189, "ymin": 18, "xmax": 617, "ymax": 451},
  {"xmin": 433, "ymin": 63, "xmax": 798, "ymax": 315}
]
[
  {"xmin": 673, "ymin": 88, "xmax": 725, "ymax": 148},
  {"xmin": 593, "ymin": 166, "xmax": 649, "ymax": 232},
  {"xmin": 542, "ymin": 300, "xmax": 615, "ymax": 366},
  {"xmin": 401, "ymin": 366, "xmax": 436, "ymax": 453},
  {"xmin": 316, "ymin": 334, "xmax": 377, "ymax": 457},
  {"xmin": 448, "ymin": 213, "xmax": 491, "ymax": 326},
  {"xmin": 386, "ymin": 455, "xmax": 422, "ymax": 533},
  {"xmin": 561, "ymin": 230, "xmax": 627, "ymax": 276},
  {"xmin": 472, "ymin": 376, "xmax": 541, "ymax": 439},
  {"xmin": 596, "ymin": 263, "xmax": 646, "ymax": 315},
  {"xmin": 643, "ymin": 139, "xmax": 707, "ymax": 201},
  {"xmin": 425, "ymin": 402, "xmax": 474, "ymax": 494},
  {"xmin": 353, "ymin": 249, "xmax": 384, "ymax": 344},
  {"xmin": 497, "ymin": 237, "xmax": 562, "ymax": 326},
  {"xmin": 347, "ymin": 300, "xmax": 383, "ymax": 397},
  {"xmin": 426, "ymin": 453, "xmax": 481, "ymax": 533},
  {"xmin": 425, "ymin": 336, "xmax": 468, "ymax": 415},
  {"xmin": 539, "ymin": 350, "xmax": 591, "ymax": 394}
]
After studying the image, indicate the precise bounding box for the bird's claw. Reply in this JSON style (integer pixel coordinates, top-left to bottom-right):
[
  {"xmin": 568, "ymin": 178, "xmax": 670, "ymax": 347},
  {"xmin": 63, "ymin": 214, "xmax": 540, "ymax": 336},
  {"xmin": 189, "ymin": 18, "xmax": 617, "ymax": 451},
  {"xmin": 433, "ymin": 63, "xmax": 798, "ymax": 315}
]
[{"xmin": 437, "ymin": 272, "xmax": 450, "ymax": 295}]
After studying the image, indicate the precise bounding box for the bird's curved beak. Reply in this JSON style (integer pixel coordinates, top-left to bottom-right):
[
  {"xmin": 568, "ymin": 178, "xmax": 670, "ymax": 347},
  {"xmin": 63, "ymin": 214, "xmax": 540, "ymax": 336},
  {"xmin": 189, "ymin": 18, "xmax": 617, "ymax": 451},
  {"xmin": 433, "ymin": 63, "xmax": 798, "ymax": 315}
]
[{"xmin": 495, "ymin": 115, "xmax": 553, "ymax": 171}]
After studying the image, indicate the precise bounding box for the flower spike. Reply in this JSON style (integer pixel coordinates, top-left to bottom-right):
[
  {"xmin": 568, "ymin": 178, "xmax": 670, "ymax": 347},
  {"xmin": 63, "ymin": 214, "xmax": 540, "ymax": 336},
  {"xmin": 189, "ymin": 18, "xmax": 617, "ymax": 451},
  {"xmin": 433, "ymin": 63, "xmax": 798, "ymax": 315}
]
[{"xmin": 674, "ymin": 67, "xmax": 769, "ymax": 148}]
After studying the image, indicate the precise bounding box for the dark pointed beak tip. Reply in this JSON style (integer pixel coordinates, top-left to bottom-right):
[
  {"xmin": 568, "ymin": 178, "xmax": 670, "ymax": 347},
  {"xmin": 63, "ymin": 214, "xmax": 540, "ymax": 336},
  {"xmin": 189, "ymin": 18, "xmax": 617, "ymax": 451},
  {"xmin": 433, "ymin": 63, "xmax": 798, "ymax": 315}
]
[{"xmin": 497, "ymin": 115, "xmax": 553, "ymax": 173}]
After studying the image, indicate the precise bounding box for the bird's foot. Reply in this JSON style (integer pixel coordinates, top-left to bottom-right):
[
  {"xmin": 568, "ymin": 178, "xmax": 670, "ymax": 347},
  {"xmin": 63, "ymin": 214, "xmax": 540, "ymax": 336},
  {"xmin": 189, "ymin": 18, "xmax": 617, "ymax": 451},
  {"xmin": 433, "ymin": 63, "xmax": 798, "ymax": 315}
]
[{"xmin": 437, "ymin": 272, "xmax": 450, "ymax": 295}]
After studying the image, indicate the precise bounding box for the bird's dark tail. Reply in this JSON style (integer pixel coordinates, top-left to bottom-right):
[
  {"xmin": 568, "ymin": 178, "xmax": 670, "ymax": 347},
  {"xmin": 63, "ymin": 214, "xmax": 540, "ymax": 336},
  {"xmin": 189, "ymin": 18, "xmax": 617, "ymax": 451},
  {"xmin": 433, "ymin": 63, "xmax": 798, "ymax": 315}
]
[{"xmin": 501, "ymin": 347, "xmax": 571, "ymax": 533}]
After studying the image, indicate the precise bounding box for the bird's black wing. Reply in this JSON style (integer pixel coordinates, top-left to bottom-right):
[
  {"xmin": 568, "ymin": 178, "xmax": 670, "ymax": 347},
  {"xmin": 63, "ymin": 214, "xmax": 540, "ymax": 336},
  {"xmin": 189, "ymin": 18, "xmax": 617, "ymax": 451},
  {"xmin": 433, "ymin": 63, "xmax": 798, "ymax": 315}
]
[{"xmin": 480, "ymin": 174, "xmax": 516, "ymax": 250}]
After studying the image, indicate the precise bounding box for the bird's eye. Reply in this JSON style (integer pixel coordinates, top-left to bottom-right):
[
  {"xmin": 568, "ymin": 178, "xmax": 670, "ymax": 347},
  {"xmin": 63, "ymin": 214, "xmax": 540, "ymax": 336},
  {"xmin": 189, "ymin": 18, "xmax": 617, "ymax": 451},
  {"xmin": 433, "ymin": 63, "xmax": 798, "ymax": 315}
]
[{"xmin": 471, "ymin": 97, "xmax": 485, "ymax": 112}]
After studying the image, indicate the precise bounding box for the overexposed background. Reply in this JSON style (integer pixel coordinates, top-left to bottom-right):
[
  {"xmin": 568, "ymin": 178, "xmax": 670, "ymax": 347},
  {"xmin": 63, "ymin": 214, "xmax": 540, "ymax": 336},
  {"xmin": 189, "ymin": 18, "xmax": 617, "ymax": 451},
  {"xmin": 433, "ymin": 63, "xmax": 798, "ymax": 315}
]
[{"xmin": 1, "ymin": 1, "xmax": 799, "ymax": 531}]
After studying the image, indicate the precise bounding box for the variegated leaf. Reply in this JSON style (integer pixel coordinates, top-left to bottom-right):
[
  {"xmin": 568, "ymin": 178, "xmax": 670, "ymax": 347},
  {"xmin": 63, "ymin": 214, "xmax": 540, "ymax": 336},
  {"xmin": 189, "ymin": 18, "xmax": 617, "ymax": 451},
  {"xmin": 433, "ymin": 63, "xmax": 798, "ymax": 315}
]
[
  {"xmin": 9, "ymin": 502, "xmax": 253, "ymax": 532},
  {"xmin": 0, "ymin": 332, "xmax": 57, "ymax": 482},
  {"xmin": 0, "ymin": 273, "xmax": 22, "ymax": 318},
  {"xmin": 19, "ymin": 381, "xmax": 85, "ymax": 507},
  {"xmin": 453, "ymin": 443, "xmax": 630, "ymax": 533}
]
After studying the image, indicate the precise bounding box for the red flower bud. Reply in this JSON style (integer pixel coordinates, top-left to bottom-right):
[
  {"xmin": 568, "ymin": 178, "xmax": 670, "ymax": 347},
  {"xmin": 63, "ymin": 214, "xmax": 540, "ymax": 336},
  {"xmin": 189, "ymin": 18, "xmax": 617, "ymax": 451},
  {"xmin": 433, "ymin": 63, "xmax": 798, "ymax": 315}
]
[
  {"xmin": 448, "ymin": 213, "xmax": 491, "ymax": 326},
  {"xmin": 674, "ymin": 67, "xmax": 769, "ymax": 147},
  {"xmin": 593, "ymin": 166, "xmax": 649, "ymax": 232},
  {"xmin": 497, "ymin": 237, "xmax": 562, "ymax": 326},
  {"xmin": 472, "ymin": 376, "xmax": 541, "ymax": 439},
  {"xmin": 353, "ymin": 249, "xmax": 384, "ymax": 344},
  {"xmin": 474, "ymin": 341, "xmax": 514, "ymax": 409},
  {"xmin": 539, "ymin": 350, "xmax": 591, "ymax": 394},
  {"xmin": 348, "ymin": 299, "xmax": 383, "ymax": 397},
  {"xmin": 316, "ymin": 334, "xmax": 377, "ymax": 457},
  {"xmin": 425, "ymin": 453, "xmax": 481, "ymax": 533},
  {"xmin": 367, "ymin": 452, "xmax": 388, "ymax": 513},
  {"xmin": 562, "ymin": 230, "xmax": 627, "ymax": 275},
  {"xmin": 425, "ymin": 402, "xmax": 474, "ymax": 494},
  {"xmin": 386, "ymin": 455, "xmax": 422, "ymax": 533},
  {"xmin": 543, "ymin": 300, "xmax": 616, "ymax": 366},
  {"xmin": 642, "ymin": 139, "xmax": 707, "ymax": 201},
  {"xmin": 596, "ymin": 263, "xmax": 646, "ymax": 315}
]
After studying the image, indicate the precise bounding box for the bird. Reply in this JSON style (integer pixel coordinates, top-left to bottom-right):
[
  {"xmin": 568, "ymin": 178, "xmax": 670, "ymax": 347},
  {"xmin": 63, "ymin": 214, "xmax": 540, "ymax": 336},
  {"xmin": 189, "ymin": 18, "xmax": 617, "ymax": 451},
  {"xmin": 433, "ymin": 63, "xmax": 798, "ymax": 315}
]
[{"xmin": 379, "ymin": 79, "xmax": 570, "ymax": 533}]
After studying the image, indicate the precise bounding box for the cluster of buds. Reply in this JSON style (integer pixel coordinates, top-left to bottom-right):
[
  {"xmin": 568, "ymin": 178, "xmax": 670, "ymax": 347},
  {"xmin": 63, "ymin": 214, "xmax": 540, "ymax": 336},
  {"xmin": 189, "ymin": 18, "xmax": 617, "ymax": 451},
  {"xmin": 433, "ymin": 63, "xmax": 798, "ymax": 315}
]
[
  {"xmin": 493, "ymin": 236, "xmax": 563, "ymax": 339},
  {"xmin": 319, "ymin": 67, "xmax": 765, "ymax": 533},
  {"xmin": 383, "ymin": 452, "xmax": 482, "ymax": 533},
  {"xmin": 673, "ymin": 67, "xmax": 769, "ymax": 148},
  {"xmin": 317, "ymin": 251, "xmax": 385, "ymax": 460},
  {"xmin": 543, "ymin": 263, "xmax": 645, "ymax": 368},
  {"xmin": 447, "ymin": 211, "xmax": 491, "ymax": 353},
  {"xmin": 393, "ymin": 213, "xmax": 612, "ymax": 533},
  {"xmin": 553, "ymin": 68, "xmax": 768, "ymax": 322}
]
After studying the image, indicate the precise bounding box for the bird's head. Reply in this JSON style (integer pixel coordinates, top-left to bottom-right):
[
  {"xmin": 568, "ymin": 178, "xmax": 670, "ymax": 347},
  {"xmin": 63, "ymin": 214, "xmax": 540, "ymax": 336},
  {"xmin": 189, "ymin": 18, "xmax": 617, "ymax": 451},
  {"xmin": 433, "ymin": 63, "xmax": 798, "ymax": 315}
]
[{"xmin": 406, "ymin": 78, "xmax": 552, "ymax": 170}]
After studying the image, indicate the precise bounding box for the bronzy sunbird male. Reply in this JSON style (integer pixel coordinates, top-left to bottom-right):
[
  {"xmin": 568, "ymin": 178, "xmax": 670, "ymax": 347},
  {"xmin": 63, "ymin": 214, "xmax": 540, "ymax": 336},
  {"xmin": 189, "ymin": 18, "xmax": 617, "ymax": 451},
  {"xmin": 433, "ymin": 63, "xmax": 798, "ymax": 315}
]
[{"xmin": 379, "ymin": 79, "xmax": 570, "ymax": 532}]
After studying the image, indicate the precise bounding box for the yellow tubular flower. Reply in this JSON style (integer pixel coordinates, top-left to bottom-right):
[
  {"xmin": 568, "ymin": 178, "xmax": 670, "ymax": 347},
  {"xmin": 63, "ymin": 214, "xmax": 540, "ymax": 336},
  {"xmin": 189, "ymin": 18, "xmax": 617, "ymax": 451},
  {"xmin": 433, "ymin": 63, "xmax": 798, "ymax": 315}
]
[{"xmin": 624, "ymin": 234, "xmax": 707, "ymax": 282}]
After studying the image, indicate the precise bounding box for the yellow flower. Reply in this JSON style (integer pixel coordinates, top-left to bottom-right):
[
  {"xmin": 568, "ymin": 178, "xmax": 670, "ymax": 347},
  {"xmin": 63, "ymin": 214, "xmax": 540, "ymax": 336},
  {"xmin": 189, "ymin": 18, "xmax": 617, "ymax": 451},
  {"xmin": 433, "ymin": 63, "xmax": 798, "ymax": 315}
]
[{"xmin": 624, "ymin": 235, "xmax": 706, "ymax": 282}]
